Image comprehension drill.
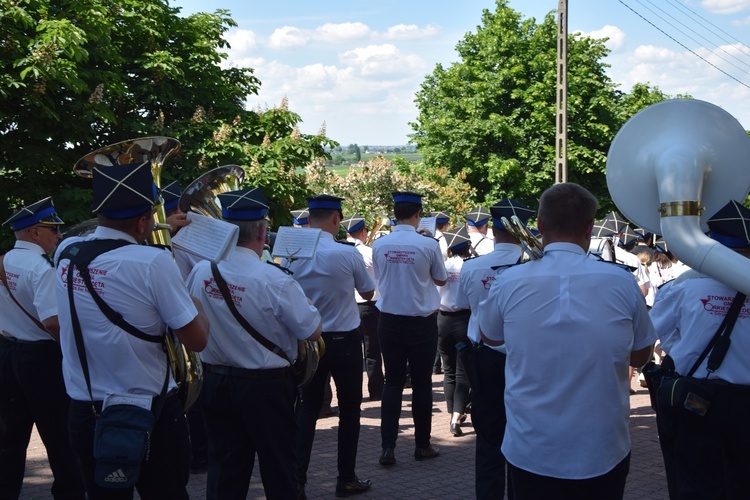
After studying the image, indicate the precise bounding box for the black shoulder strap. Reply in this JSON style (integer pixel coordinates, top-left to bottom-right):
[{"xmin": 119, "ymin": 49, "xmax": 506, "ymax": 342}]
[
  {"xmin": 210, "ymin": 262, "xmax": 293, "ymax": 365},
  {"xmin": 688, "ymin": 291, "xmax": 746, "ymax": 377},
  {"xmin": 265, "ymin": 260, "xmax": 293, "ymax": 275},
  {"xmin": 61, "ymin": 240, "xmax": 162, "ymax": 344}
]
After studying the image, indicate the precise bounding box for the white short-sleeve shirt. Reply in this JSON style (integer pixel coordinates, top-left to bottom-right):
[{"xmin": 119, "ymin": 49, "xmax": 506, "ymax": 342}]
[
  {"xmin": 438, "ymin": 255, "xmax": 468, "ymax": 312},
  {"xmin": 187, "ymin": 247, "xmax": 321, "ymax": 369},
  {"xmin": 1, "ymin": 241, "xmax": 57, "ymax": 341},
  {"xmin": 55, "ymin": 227, "xmax": 199, "ymax": 401},
  {"xmin": 347, "ymin": 236, "xmax": 380, "ymax": 303},
  {"xmin": 458, "ymin": 243, "xmax": 523, "ymax": 351},
  {"xmin": 478, "ymin": 242, "xmax": 657, "ymax": 479},
  {"xmin": 650, "ymin": 273, "xmax": 750, "ymax": 385},
  {"xmin": 372, "ymin": 225, "xmax": 447, "ymax": 316},
  {"xmin": 288, "ymin": 232, "xmax": 374, "ymax": 332},
  {"xmin": 469, "ymin": 231, "xmax": 495, "ymax": 256}
]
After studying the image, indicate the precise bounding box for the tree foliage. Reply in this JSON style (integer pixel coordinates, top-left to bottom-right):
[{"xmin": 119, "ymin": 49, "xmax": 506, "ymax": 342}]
[
  {"xmin": 409, "ymin": 0, "xmax": 671, "ymax": 215},
  {"xmin": 1, "ymin": 0, "xmax": 334, "ymax": 245}
]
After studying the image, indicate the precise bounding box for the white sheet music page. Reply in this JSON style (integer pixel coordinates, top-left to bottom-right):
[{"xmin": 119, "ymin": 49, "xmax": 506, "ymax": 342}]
[
  {"xmin": 272, "ymin": 227, "xmax": 321, "ymax": 260},
  {"xmin": 418, "ymin": 217, "xmax": 437, "ymax": 237},
  {"xmin": 171, "ymin": 212, "xmax": 238, "ymax": 263}
]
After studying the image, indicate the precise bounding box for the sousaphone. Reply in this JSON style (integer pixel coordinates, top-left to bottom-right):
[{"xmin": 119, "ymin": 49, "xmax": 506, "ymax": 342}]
[
  {"xmin": 606, "ymin": 99, "xmax": 750, "ymax": 295},
  {"xmin": 73, "ymin": 137, "xmax": 204, "ymax": 410}
]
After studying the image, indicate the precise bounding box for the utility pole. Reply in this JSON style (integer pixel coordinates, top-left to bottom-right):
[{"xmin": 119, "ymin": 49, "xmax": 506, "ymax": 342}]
[{"xmin": 556, "ymin": 0, "xmax": 568, "ymax": 184}]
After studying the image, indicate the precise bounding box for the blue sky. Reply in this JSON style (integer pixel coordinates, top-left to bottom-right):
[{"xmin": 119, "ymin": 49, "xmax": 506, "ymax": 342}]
[{"xmin": 172, "ymin": 0, "xmax": 750, "ymax": 146}]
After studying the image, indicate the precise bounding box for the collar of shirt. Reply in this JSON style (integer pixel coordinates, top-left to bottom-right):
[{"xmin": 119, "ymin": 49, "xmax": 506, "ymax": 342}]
[
  {"xmin": 13, "ymin": 240, "xmax": 45, "ymax": 253},
  {"xmin": 493, "ymin": 243, "xmax": 521, "ymax": 253},
  {"xmin": 542, "ymin": 241, "xmax": 586, "ymax": 256},
  {"xmin": 319, "ymin": 231, "xmax": 335, "ymax": 242},
  {"xmin": 89, "ymin": 226, "xmax": 139, "ymax": 244},
  {"xmin": 234, "ymin": 246, "xmax": 262, "ymax": 260},
  {"xmin": 393, "ymin": 225, "xmax": 416, "ymax": 233},
  {"xmin": 346, "ymin": 236, "xmax": 363, "ymax": 246}
]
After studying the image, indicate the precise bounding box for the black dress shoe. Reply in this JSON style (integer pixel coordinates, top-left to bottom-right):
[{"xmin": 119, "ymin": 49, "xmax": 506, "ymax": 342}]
[
  {"xmin": 335, "ymin": 477, "xmax": 372, "ymax": 497},
  {"xmin": 414, "ymin": 445, "xmax": 440, "ymax": 461},
  {"xmin": 450, "ymin": 422, "xmax": 463, "ymax": 437},
  {"xmin": 379, "ymin": 447, "xmax": 396, "ymax": 466}
]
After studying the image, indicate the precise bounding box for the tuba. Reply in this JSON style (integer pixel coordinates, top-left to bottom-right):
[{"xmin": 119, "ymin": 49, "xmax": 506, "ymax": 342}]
[
  {"xmin": 73, "ymin": 137, "xmax": 204, "ymax": 410},
  {"xmin": 179, "ymin": 165, "xmax": 325, "ymax": 388},
  {"xmin": 606, "ymin": 99, "xmax": 750, "ymax": 295}
]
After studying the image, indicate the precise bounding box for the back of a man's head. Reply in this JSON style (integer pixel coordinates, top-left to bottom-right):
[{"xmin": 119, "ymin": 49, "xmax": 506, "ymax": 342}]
[{"xmin": 538, "ymin": 183, "xmax": 598, "ymax": 239}]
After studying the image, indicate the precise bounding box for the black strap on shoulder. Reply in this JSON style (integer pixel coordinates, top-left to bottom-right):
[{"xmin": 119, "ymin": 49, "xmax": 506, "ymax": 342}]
[
  {"xmin": 63, "ymin": 239, "xmax": 168, "ymax": 412},
  {"xmin": 690, "ymin": 291, "xmax": 746, "ymax": 377},
  {"xmin": 265, "ymin": 260, "xmax": 293, "ymax": 275},
  {"xmin": 210, "ymin": 262, "xmax": 292, "ymax": 365}
]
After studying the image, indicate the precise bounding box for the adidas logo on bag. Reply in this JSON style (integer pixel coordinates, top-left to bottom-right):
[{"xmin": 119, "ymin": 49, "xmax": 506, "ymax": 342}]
[{"xmin": 104, "ymin": 468, "xmax": 129, "ymax": 483}]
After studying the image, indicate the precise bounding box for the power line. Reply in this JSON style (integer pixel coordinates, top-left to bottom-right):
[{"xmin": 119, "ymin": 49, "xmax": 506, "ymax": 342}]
[
  {"xmin": 632, "ymin": 0, "xmax": 750, "ymax": 79},
  {"xmin": 665, "ymin": 0, "xmax": 750, "ymax": 53},
  {"xmin": 643, "ymin": 0, "xmax": 750, "ymax": 72},
  {"xmin": 617, "ymin": 0, "xmax": 750, "ymax": 91}
]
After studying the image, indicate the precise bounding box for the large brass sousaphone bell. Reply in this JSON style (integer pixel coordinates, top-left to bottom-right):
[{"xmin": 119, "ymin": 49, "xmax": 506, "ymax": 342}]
[
  {"xmin": 73, "ymin": 137, "xmax": 204, "ymax": 410},
  {"xmin": 606, "ymin": 99, "xmax": 750, "ymax": 295}
]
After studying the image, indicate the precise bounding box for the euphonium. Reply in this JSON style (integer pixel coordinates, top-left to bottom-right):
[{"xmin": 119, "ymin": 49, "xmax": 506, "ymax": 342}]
[
  {"xmin": 73, "ymin": 137, "xmax": 204, "ymax": 410},
  {"xmin": 501, "ymin": 215, "xmax": 543, "ymax": 260},
  {"xmin": 365, "ymin": 215, "xmax": 390, "ymax": 246}
]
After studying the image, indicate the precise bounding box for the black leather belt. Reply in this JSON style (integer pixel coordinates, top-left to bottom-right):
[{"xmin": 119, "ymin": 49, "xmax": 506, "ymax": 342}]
[
  {"xmin": 322, "ymin": 328, "xmax": 359, "ymax": 342},
  {"xmin": 358, "ymin": 301, "xmax": 377, "ymax": 307},
  {"xmin": 0, "ymin": 335, "xmax": 53, "ymax": 345},
  {"xmin": 203, "ymin": 363, "xmax": 291, "ymax": 380},
  {"xmin": 439, "ymin": 309, "xmax": 471, "ymax": 317}
]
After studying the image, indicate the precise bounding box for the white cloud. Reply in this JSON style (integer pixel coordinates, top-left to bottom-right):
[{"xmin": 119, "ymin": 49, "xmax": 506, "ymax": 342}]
[
  {"xmin": 225, "ymin": 29, "xmax": 258, "ymax": 53},
  {"xmin": 339, "ymin": 44, "xmax": 426, "ymax": 77},
  {"xmin": 578, "ymin": 25, "xmax": 626, "ymax": 52},
  {"xmin": 381, "ymin": 24, "xmax": 441, "ymax": 40},
  {"xmin": 268, "ymin": 26, "xmax": 309, "ymax": 50},
  {"xmin": 701, "ymin": 0, "xmax": 750, "ymax": 15},
  {"xmin": 313, "ymin": 22, "xmax": 372, "ymax": 43},
  {"xmin": 731, "ymin": 15, "xmax": 750, "ymax": 25}
]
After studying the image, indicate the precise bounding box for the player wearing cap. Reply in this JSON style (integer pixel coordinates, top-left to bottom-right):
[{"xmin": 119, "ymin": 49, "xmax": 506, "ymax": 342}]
[
  {"xmin": 288, "ymin": 195, "xmax": 375, "ymax": 498},
  {"xmin": 436, "ymin": 227, "xmax": 472, "ymax": 437},
  {"xmin": 650, "ymin": 199, "xmax": 750, "ymax": 499},
  {"xmin": 478, "ymin": 183, "xmax": 655, "ymax": 498},
  {"xmin": 343, "ymin": 214, "xmax": 384, "ymax": 402},
  {"xmin": 291, "ymin": 208, "xmax": 310, "ymax": 228},
  {"xmin": 55, "ymin": 162, "xmax": 209, "ymax": 499},
  {"xmin": 431, "ymin": 211, "xmax": 450, "ymax": 261},
  {"xmin": 457, "ymin": 198, "xmax": 532, "ymax": 500},
  {"xmin": 0, "ymin": 197, "xmax": 85, "ymax": 500},
  {"xmin": 186, "ymin": 187, "xmax": 322, "ymax": 499},
  {"xmin": 465, "ymin": 207, "xmax": 494, "ymax": 256},
  {"xmin": 372, "ymin": 191, "xmax": 448, "ymax": 466}
]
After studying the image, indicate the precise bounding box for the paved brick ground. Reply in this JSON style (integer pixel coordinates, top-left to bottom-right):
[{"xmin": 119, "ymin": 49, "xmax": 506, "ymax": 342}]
[{"xmin": 21, "ymin": 376, "xmax": 668, "ymax": 499}]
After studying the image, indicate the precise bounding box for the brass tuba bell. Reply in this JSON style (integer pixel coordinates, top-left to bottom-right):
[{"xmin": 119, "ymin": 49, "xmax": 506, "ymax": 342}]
[
  {"xmin": 73, "ymin": 136, "xmax": 204, "ymax": 410},
  {"xmin": 178, "ymin": 165, "xmax": 246, "ymax": 218}
]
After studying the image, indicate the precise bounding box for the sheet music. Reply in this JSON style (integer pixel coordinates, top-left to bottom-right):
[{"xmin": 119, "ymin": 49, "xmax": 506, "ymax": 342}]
[
  {"xmin": 171, "ymin": 212, "xmax": 238, "ymax": 263},
  {"xmin": 272, "ymin": 227, "xmax": 321, "ymax": 260},
  {"xmin": 418, "ymin": 217, "xmax": 437, "ymax": 237}
]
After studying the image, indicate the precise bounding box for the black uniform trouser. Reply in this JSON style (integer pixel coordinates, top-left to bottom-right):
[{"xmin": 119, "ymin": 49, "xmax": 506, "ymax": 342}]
[
  {"xmin": 471, "ymin": 344, "xmax": 511, "ymax": 500},
  {"xmin": 68, "ymin": 392, "xmax": 189, "ymax": 500},
  {"xmin": 658, "ymin": 380, "xmax": 750, "ymax": 499},
  {"xmin": 378, "ymin": 312, "xmax": 437, "ymax": 449},
  {"xmin": 0, "ymin": 337, "xmax": 84, "ymax": 500},
  {"xmin": 201, "ymin": 366, "xmax": 298, "ymax": 500},
  {"xmin": 297, "ymin": 330, "xmax": 363, "ymax": 484},
  {"xmin": 437, "ymin": 310, "xmax": 470, "ymax": 415},
  {"xmin": 358, "ymin": 302, "xmax": 383, "ymax": 399}
]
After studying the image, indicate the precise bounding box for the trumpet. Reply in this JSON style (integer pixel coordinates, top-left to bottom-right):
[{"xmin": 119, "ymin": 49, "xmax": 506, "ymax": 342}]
[
  {"xmin": 73, "ymin": 137, "xmax": 203, "ymax": 411},
  {"xmin": 501, "ymin": 215, "xmax": 543, "ymax": 260}
]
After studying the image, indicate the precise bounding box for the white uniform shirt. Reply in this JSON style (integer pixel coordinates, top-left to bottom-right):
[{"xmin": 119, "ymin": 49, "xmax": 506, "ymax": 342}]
[
  {"xmin": 372, "ymin": 225, "xmax": 447, "ymax": 316},
  {"xmin": 478, "ymin": 242, "xmax": 656, "ymax": 479},
  {"xmin": 469, "ymin": 230, "xmax": 494, "ymax": 256},
  {"xmin": 55, "ymin": 227, "xmax": 199, "ymax": 401},
  {"xmin": 288, "ymin": 232, "xmax": 374, "ymax": 332},
  {"xmin": 347, "ymin": 236, "xmax": 380, "ymax": 303},
  {"xmin": 614, "ymin": 246, "xmax": 649, "ymax": 288},
  {"xmin": 458, "ymin": 243, "xmax": 523, "ymax": 351},
  {"xmin": 434, "ymin": 230, "xmax": 448, "ymax": 261},
  {"xmin": 438, "ymin": 255, "xmax": 467, "ymax": 312},
  {"xmin": 650, "ymin": 274, "xmax": 750, "ymax": 385},
  {"xmin": 187, "ymin": 247, "xmax": 321, "ymax": 369},
  {"xmin": 1, "ymin": 241, "xmax": 57, "ymax": 341}
]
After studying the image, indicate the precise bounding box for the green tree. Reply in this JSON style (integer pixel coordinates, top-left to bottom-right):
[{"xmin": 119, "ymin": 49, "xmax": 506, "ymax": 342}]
[
  {"xmin": 1, "ymin": 0, "xmax": 334, "ymax": 244},
  {"xmin": 347, "ymin": 143, "xmax": 362, "ymax": 162},
  {"xmin": 410, "ymin": 0, "xmax": 668, "ymax": 214}
]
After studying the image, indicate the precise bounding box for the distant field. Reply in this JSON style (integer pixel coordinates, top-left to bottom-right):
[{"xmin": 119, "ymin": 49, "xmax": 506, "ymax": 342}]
[{"xmin": 328, "ymin": 152, "xmax": 423, "ymax": 175}]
